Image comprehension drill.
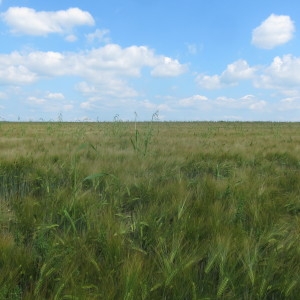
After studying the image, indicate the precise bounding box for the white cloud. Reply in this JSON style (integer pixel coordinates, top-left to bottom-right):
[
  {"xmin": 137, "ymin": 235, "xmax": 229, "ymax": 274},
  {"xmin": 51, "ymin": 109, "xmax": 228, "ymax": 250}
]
[
  {"xmin": 249, "ymin": 100, "xmax": 267, "ymax": 111},
  {"xmin": 215, "ymin": 95, "xmax": 267, "ymax": 112},
  {"xmin": 222, "ymin": 60, "xmax": 256, "ymax": 81},
  {"xmin": 196, "ymin": 74, "xmax": 222, "ymax": 89},
  {"xmin": 151, "ymin": 57, "xmax": 188, "ymax": 77},
  {"xmin": 1, "ymin": 7, "xmax": 95, "ymax": 36},
  {"xmin": 27, "ymin": 96, "xmax": 46, "ymax": 105},
  {"xmin": 77, "ymin": 78, "xmax": 138, "ymax": 99},
  {"xmin": 0, "ymin": 43, "xmax": 187, "ymax": 118},
  {"xmin": 179, "ymin": 95, "xmax": 208, "ymax": 107},
  {"xmin": 171, "ymin": 94, "xmax": 269, "ymax": 118},
  {"xmin": 240, "ymin": 94, "xmax": 255, "ymax": 101},
  {"xmin": 0, "ymin": 44, "xmax": 187, "ymax": 93},
  {"xmin": 63, "ymin": 104, "xmax": 73, "ymax": 111},
  {"xmin": 216, "ymin": 96, "xmax": 236, "ymax": 104},
  {"xmin": 278, "ymin": 97, "xmax": 300, "ymax": 111},
  {"xmin": 80, "ymin": 101, "xmax": 94, "ymax": 110},
  {"xmin": 27, "ymin": 92, "xmax": 65, "ymax": 104},
  {"xmin": 196, "ymin": 59, "xmax": 255, "ymax": 89},
  {"xmin": 86, "ymin": 29, "xmax": 110, "ymax": 43},
  {"xmin": 77, "ymin": 78, "xmax": 139, "ymax": 111},
  {"xmin": 76, "ymin": 82, "xmax": 97, "ymax": 94},
  {"xmin": 26, "ymin": 92, "xmax": 73, "ymax": 112},
  {"xmin": 80, "ymin": 96, "xmax": 167, "ymax": 118},
  {"xmin": 79, "ymin": 44, "xmax": 156, "ymax": 77},
  {"xmin": 255, "ymin": 55, "xmax": 300, "ymax": 93},
  {"xmin": 252, "ymin": 14, "xmax": 295, "ymax": 49},
  {"xmin": 0, "ymin": 64, "xmax": 37, "ymax": 84},
  {"xmin": 196, "ymin": 55, "xmax": 300, "ymax": 97},
  {"xmin": 223, "ymin": 115, "xmax": 243, "ymax": 121},
  {"xmin": 65, "ymin": 34, "xmax": 77, "ymax": 42},
  {"xmin": 46, "ymin": 92, "xmax": 65, "ymax": 100},
  {"xmin": 139, "ymin": 99, "xmax": 171, "ymax": 112}
]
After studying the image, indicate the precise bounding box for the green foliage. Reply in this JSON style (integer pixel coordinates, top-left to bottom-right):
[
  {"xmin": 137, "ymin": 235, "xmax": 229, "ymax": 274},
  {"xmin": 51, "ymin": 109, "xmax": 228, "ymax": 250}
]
[
  {"xmin": 130, "ymin": 111, "xmax": 159, "ymax": 156},
  {"xmin": 0, "ymin": 285, "xmax": 22, "ymax": 300},
  {"xmin": 0, "ymin": 121, "xmax": 300, "ymax": 298}
]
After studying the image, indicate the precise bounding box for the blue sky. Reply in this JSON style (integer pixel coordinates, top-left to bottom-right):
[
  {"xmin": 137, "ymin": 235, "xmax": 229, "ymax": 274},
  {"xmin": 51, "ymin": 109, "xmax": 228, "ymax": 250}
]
[{"xmin": 1, "ymin": 0, "xmax": 300, "ymax": 121}]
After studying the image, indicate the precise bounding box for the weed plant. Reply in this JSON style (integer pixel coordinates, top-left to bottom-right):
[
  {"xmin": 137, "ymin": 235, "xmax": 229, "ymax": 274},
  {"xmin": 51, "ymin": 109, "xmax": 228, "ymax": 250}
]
[
  {"xmin": 0, "ymin": 121, "xmax": 300, "ymax": 299},
  {"xmin": 130, "ymin": 111, "xmax": 159, "ymax": 156}
]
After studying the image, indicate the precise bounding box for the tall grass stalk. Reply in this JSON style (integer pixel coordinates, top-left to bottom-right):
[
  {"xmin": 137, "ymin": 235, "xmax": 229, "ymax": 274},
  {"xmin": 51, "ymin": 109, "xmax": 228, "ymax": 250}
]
[{"xmin": 130, "ymin": 111, "xmax": 159, "ymax": 156}]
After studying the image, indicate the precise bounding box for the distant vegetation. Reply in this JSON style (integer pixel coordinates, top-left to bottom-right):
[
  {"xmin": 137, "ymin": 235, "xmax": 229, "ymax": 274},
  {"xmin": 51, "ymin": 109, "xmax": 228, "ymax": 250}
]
[{"xmin": 0, "ymin": 121, "xmax": 300, "ymax": 299}]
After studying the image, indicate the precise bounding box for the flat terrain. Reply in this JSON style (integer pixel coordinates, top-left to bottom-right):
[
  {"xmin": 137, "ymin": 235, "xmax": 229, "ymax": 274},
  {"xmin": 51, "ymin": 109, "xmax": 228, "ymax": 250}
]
[{"xmin": 1, "ymin": 121, "xmax": 300, "ymax": 299}]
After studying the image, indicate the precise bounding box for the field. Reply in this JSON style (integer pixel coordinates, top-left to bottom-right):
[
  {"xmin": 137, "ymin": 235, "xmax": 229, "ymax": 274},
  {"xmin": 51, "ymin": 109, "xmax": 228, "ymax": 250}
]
[{"xmin": 0, "ymin": 121, "xmax": 300, "ymax": 299}]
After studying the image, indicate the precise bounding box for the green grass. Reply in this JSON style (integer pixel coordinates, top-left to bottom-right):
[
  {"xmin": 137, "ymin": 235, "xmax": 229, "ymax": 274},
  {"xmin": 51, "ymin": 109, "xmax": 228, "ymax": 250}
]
[{"xmin": 0, "ymin": 121, "xmax": 300, "ymax": 299}]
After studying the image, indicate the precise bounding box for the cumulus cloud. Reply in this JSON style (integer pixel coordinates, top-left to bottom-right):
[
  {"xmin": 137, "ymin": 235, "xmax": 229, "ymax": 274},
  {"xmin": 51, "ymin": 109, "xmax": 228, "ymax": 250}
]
[
  {"xmin": 0, "ymin": 42, "xmax": 187, "ymax": 117},
  {"xmin": 196, "ymin": 59, "xmax": 255, "ymax": 89},
  {"xmin": 26, "ymin": 51, "xmax": 65, "ymax": 76},
  {"xmin": 26, "ymin": 91, "xmax": 73, "ymax": 113},
  {"xmin": 179, "ymin": 95, "xmax": 208, "ymax": 107},
  {"xmin": 137, "ymin": 100, "xmax": 171, "ymax": 113},
  {"xmin": 151, "ymin": 57, "xmax": 188, "ymax": 77},
  {"xmin": 0, "ymin": 44, "xmax": 187, "ymax": 88},
  {"xmin": 0, "ymin": 64, "xmax": 37, "ymax": 84},
  {"xmin": 46, "ymin": 92, "xmax": 65, "ymax": 100},
  {"xmin": 27, "ymin": 92, "xmax": 65, "ymax": 104},
  {"xmin": 222, "ymin": 60, "xmax": 256, "ymax": 81},
  {"xmin": 216, "ymin": 95, "xmax": 267, "ymax": 111},
  {"xmin": 196, "ymin": 55, "xmax": 300, "ymax": 97},
  {"xmin": 172, "ymin": 94, "xmax": 268, "ymax": 118},
  {"xmin": 1, "ymin": 7, "xmax": 95, "ymax": 36},
  {"xmin": 196, "ymin": 74, "xmax": 222, "ymax": 89},
  {"xmin": 77, "ymin": 78, "xmax": 138, "ymax": 99},
  {"xmin": 252, "ymin": 14, "xmax": 295, "ymax": 49},
  {"xmin": 255, "ymin": 55, "xmax": 300, "ymax": 92}
]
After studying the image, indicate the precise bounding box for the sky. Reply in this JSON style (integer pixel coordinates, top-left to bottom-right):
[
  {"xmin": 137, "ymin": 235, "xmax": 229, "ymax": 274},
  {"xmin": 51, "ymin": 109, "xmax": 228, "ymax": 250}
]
[{"xmin": 0, "ymin": 0, "xmax": 300, "ymax": 121}]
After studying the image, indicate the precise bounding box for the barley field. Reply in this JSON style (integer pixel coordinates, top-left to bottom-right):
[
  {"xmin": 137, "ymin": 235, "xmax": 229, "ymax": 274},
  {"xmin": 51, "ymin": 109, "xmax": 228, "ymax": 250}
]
[{"xmin": 0, "ymin": 121, "xmax": 300, "ymax": 299}]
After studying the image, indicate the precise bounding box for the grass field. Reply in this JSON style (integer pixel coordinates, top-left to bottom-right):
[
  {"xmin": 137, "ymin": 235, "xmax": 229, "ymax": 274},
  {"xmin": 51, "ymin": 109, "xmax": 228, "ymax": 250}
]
[{"xmin": 0, "ymin": 121, "xmax": 300, "ymax": 299}]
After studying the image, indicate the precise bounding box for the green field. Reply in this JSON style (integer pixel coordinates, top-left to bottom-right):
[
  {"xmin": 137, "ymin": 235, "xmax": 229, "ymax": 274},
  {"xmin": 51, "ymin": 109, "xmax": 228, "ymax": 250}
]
[{"xmin": 1, "ymin": 121, "xmax": 300, "ymax": 299}]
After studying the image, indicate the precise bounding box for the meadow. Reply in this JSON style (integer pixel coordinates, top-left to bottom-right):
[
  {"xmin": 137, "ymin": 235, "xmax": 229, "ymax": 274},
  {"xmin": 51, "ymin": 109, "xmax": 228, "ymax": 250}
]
[{"xmin": 0, "ymin": 120, "xmax": 300, "ymax": 299}]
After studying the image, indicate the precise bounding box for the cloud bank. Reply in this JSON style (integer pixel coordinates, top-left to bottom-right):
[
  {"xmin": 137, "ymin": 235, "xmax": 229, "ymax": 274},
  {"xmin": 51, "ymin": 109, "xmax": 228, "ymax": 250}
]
[
  {"xmin": 1, "ymin": 7, "xmax": 95, "ymax": 36},
  {"xmin": 0, "ymin": 44, "xmax": 188, "ymax": 109},
  {"xmin": 196, "ymin": 55, "xmax": 300, "ymax": 99},
  {"xmin": 254, "ymin": 55, "xmax": 300, "ymax": 94},
  {"xmin": 196, "ymin": 60, "xmax": 255, "ymax": 89},
  {"xmin": 0, "ymin": 45, "xmax": 187, "ymax": 82}
]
